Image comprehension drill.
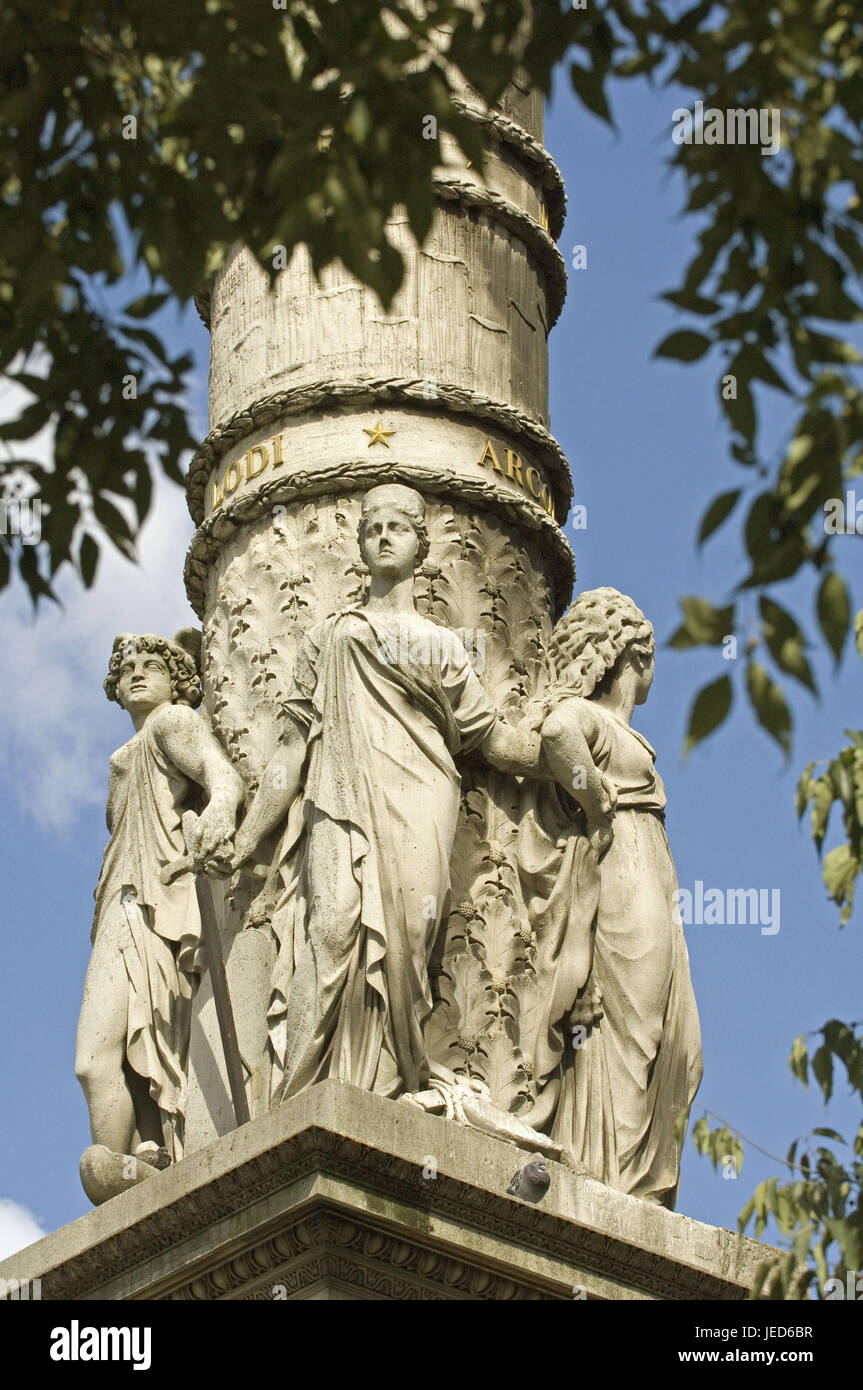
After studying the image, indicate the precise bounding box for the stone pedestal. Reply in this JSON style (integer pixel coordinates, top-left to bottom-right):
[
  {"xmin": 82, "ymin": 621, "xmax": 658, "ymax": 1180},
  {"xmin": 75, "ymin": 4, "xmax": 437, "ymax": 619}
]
[{"xmin": 0, "ymin": 1083, "xmax": 773, "ymax": 1301}]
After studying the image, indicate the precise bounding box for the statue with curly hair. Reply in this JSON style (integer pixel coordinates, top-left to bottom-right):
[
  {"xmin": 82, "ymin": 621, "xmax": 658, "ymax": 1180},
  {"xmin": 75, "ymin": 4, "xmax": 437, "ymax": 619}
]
[
  {"xmin": 517, "ymin": 587, "xmax": 702, "ymax": 1207},
  {"xmin": 232, "ymin": 484, "xmax": 547, "ymax": 1114},
  {"xmin": 76, "ymin": 630, "xmax": 244, "ymax": 1204}
]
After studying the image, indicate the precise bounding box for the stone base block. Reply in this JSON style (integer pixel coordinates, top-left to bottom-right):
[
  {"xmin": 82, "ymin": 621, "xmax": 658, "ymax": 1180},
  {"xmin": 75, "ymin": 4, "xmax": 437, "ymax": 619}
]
[{"xmin": 0, "ymin": 1082, "xmax": 776, "ymax": 1300}]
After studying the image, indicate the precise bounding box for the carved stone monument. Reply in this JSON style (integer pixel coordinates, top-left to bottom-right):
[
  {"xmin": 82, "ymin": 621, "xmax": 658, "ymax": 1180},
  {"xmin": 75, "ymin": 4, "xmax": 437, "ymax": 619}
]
[
  {"xmin": 74, "ymin": 631, "xmax": 244, "ymax": 1206},
  {"xmin": 0, "ymin": 68, "xmax": 776, "ymax": 1303},
  {"xmin": 180, "ymin": 71, "xmax": 577, "ymax": 1152}
]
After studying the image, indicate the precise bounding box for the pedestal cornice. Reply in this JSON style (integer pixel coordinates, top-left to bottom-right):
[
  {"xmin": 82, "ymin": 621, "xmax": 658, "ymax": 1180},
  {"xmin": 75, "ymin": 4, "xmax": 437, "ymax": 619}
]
[{"xmin": 0, "ymin": 1083, "xmax": 778, "ymax": 1302}]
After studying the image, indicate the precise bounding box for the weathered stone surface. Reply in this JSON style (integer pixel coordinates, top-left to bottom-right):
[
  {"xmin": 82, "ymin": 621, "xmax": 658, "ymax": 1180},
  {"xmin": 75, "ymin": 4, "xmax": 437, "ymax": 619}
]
[
  {"xmin": 183, "ymin": 488, "xmax": 568, "ymax": 1155},
  {"xmin": 75, "ymin": 632, "xmax": 244, "ymax": 1193},
  {"xmin": 0, "ymin": 1082, "xmax": 776, "ymax": 1301},
  {"xmin": 518, "ymin": 587, "xmax": 703, "ymax": 1206},
  {"xmin": 49, "ymin": 59, "xmax": 703, "ymax": 1241},
  {"xmin": 180, "ymin": 73, "xmax": 576, "ymax": 1157}
]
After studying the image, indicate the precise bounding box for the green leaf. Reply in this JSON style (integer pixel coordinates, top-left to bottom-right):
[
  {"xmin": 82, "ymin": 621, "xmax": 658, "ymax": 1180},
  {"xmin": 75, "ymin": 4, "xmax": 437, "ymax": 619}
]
[
  {"xmin": 817, "ymin": 571, "xmax": 851, "ymax": 664},
  {"xmin": 721, "ymin": 373, "xmax": 756, "ymax": 444},
  {"xmin": 614, "ymin": 52, "xmax": 663, "ymax": 78},
  {"xmin": 789, "ymin": 1034, "xmax": 809, "ymax": 1086},
  {"xmin": 697, "ymin": 490, "xmax": 741, "ymax": 546},
  {"xmin": 345, "ymin": 97, "xmax": 372, "ymax": 145},
  {"xmin": 569, "ymin": 61, "xmax": 613, "ymax": 126},
  {"xmin": 833, "ymin": 223, "xmax": 863, "ymax": 274},
  {"xmin": 78, "ymin": 532, "xmax": 99, "ymax": 588},
  {"xmin": 796, "ymin": 761, "xmax": 816, "ymax": 819},
  {"xmin": 740, "ymin": 347, "xmax": 791, "ymax": 395},
  {"xmin": 691, "ymin": 1114, "xmax": 710, "ymax": 1154},
  {"xmin": 759, "ymin": 597, "xmax": 817, "ymax": 693},
  {"xmin": 661, "ymin": 288, "xmax": 720, "ymax": 316},
  {"xmin": 121, "ymin": 325, "xmax": 171, "ymax": 366},
  {"xmin": 655, "ymin": 330, "xmax": 711, "ymax": 363},
  {"xmin": 684, "ymin": 675, "xmax": 733, "ymax": 756},
  {"xmin": 810, "ymin": 775, "xmax": 835, "ymax": 851},
  {"xmin": 822, "ymin": 845, "xmax": 858, "ymax": 925},
  {"xmin": 829, "ymin": 753, "xmax": 854, "ymax": 810},
  {"xmin": 746, "ymin": 662, "xmax": 792, "ymax": 756},
  {"xmin": 673, "ymin": 1101, "xmax": 693, "ymax": 1144},
  {"xmin": 812, "ymin": 1044, "xmax": 834, "ymax": 1103},
  {"xmin": 122, "ymin": 293, "xmax": 170, "ymax": 319},
  {"xmin": 92, "ymin": 494, "xmax": 136, "ymax": 560},
  {"xmin": 669, "ymin": 597, "xmax": 735, "ymax": 647},
  {"xmin": 786, "ymin": 435, "xmax": 815, "ymax": 469}
]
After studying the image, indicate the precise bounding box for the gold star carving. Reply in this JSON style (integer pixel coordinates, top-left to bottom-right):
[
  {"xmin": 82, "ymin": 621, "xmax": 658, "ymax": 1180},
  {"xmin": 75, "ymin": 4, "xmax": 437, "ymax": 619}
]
[{"xmin": 363, "ymin": 420, "xmax": 396, "ymax": 448}]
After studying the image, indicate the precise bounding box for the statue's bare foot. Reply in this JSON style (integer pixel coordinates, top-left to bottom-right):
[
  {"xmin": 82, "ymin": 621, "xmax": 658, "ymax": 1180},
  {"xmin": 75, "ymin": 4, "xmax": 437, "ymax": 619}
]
[
  {"xmin": 79, "ymin": 1143, "xmax": 165, "ymax": 1206},
  {"xmin": 402, "ymin": 1077, "xmax": 564, "ymax": 1162},
  {"xmin": 457, "ymin": 1088, "xmax": 564, "ymax": 1161}
]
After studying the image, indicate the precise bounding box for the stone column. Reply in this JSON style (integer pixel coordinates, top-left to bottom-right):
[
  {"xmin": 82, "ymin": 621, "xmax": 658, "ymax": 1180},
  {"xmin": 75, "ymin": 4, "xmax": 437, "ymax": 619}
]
[{"xmin": 182, "ymin": 77, "xmax": 575, "ymax": 1148}]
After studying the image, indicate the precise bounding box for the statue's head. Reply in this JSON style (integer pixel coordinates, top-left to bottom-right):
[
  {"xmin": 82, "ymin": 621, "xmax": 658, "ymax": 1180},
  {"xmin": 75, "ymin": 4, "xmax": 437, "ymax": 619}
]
[
  {"xmin": 104, "ymin": 629, "xmax": 202, "ymax": 718},
  {"xmin": 357, "ymin": 483, "xmax": 430, "ymax": 578},
  {"xmin": 548, "ymin": 588, "xmax": 655, "ymax": 704}
]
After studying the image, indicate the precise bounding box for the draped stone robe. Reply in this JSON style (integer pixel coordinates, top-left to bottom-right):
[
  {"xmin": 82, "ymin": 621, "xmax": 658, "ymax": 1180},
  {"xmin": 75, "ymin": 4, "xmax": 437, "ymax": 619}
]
[
  {"xmin": 519, "ymin": 696, "xmax": 702, "ymax": 1207},
  {"xmin": 92, "ymin": 707, "xmax": 203, "ymax": 1157},
  {"xmin": 268, "ymin": 607, "xmax": 497, "ymax": 1102}
]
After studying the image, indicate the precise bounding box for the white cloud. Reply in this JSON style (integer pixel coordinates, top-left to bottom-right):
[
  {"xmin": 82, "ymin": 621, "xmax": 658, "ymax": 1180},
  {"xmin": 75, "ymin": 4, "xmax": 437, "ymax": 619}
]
[
  {"xmin": 0, "ymin": 476, "xmax": 196, "ymax": 832},
  {"xmin": 0, "ymin": 1198, "xmax": 47, "ymax": 1261}
]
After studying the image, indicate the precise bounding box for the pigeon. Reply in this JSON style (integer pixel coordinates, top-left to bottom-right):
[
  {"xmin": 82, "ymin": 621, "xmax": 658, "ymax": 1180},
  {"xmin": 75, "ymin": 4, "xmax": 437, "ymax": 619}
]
[
  {"xmin": 507, "ymin": 1159, "xmax": 551, "ymax": 1203},
  {"xmin": 136, "ymin": 1141, "xmax": 171, "ymax": 1171}
]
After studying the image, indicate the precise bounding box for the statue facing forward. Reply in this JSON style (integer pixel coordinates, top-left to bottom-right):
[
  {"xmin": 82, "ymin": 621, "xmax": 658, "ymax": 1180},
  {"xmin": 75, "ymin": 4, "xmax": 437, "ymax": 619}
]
[
  {"xmin": 75, "ymin": 631, "xmax": 244, "ymax": 1204},
  {"xmin": 519, "ymin": 587, "xmax": 703, "ymax": 1207},
  {"xmin": 233, "ymin": 483, "xmax": 549, "ymax": 1128}
]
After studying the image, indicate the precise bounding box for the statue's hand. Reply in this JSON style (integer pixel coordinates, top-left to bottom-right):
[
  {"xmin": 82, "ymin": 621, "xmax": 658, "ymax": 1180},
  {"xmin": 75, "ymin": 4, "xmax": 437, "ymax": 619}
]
[
  {"xmin": 586, "ymin": 809, "xmax": 614, "ymax": 859},
  {"xmin": 230, "ymin": 826, "xmax": 255, "ymax": 872},
  {"xmin": 190, "ymin": 803, "xmax": 235, "ymax": 873},
  {"xmin": 597, "ymin": 771, "xmax": 617, "ymax": 816},
  {"xmin": 522, "ymin": 697, "xmax": 552, "ymax": 735}
]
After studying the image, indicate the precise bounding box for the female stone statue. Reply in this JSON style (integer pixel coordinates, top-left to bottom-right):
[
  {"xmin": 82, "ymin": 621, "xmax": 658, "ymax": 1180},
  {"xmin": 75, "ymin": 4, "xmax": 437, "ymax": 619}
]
[
  {"xmin": 518, "ymin": 587, "xmax": 702, "ymax": 1207},
  {"xmin": 76, "ymin": 631, "xmax": 244, "ymax": 1202},
  {"xmin": 232, "ymin": 483, "xmax": 542, "ymax": 1109}
]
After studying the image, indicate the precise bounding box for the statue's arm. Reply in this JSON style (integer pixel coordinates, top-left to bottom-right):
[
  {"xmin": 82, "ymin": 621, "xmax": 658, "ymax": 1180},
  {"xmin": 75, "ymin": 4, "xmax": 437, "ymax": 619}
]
[
  {"xmin": 232, "ymin": 718, "xmax": 307, "ymax": 868},
  {"xmin": 152, "ymin": 705, "xmax": 245, "ymax": 863},
  {"xmin": 481, "ymin": 718, "xmax": 549, "ymax": 777},
  {"xmin": 443, "ymin": 635, "xmax": 551, "ymax": 778},
  {"xmin": 540, "ymin": 700, "xmax": 615, "ymax": 846}
]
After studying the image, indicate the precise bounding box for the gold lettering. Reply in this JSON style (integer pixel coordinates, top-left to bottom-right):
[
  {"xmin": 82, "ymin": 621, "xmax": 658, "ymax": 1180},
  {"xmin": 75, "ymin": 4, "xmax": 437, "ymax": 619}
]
[
  {"xmin": 478, "ymin": 438, "xmax": 504, "ymax": 474},
  {"xmin": 212, "ymin": 477, "xmax": 224, "ymax": 512},
  {"xmin": 505, "ymin": 450, "xmax": 524, "ymax": 486},
  {"xmin": 247, "ymin": 443, "xmax": 269, "ymax": 480},
  {"xmin": 272, "ymin": 433, "xmax": 284, "ymax": 468},
  {"xmin": 223, "ymin": 460, "xmax": 241, "ymax": 495},
  {"xmin": 525, "ymin": 465, "xmax": 543, "ymax": 499}
]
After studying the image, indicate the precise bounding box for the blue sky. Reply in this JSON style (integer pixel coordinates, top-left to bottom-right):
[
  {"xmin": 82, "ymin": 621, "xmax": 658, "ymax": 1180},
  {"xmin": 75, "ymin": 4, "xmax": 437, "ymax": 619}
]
[{"xmin": 0, "ymin": 70, "xmax": 860, "ymax": 1260}]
